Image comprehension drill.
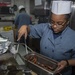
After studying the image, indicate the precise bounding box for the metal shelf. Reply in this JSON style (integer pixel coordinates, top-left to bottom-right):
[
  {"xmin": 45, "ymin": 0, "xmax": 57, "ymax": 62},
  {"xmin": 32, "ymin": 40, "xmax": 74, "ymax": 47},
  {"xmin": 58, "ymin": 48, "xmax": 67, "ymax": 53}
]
[{"xmin": 0, "ymin": 13, "xmax": 15, "ymax": 17}]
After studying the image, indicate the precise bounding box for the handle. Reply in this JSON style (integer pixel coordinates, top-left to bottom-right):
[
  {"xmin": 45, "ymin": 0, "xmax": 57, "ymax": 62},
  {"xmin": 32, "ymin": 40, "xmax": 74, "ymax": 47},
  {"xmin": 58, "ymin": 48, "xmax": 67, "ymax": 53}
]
[{"xmin": 24, "ymin": 39, "xmax": 28, "ymax": 54}]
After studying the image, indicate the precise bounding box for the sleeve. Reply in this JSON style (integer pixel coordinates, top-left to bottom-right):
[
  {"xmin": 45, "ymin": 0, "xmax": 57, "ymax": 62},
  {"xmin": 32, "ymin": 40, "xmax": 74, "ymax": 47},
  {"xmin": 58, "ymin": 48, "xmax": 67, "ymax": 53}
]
[{"xmin": 29, "ymin": 23, "xmax": 48, "ymax": 38}]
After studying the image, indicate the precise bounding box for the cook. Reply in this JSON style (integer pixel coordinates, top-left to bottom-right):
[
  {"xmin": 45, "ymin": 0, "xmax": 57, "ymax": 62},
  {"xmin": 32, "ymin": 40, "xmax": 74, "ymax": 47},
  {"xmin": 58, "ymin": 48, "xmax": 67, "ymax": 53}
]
[{"xmin": 18, "ymin": 1, "xmax": 75, "ymax": 75}]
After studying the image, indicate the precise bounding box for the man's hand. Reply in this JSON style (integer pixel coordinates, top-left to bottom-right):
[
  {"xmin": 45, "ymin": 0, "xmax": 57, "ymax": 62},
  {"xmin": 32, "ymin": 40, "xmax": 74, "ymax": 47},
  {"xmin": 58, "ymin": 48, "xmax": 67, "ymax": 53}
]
[{"xmin": 17, "ymin": 25, "xmax": 28, "ymax": 41}]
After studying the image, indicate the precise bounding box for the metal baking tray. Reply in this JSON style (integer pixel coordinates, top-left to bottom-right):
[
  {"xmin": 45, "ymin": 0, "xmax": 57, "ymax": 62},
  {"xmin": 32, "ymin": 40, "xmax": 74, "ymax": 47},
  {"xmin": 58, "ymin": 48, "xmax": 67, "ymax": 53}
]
[{"xmin": 23, "ymin": 52, "xmax": 58, "ymax": 75}]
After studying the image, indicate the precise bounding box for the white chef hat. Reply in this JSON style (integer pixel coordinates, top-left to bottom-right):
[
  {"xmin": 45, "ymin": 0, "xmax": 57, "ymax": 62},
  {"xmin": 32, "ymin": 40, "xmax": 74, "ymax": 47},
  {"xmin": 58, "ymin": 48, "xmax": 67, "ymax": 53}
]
[
  {"xmin": 18, "ymin": 5, "xmax": 25, "ymax": 11},
  {"xmin": 51, "ymin": 1, "xmax": 72, "ymax": 15}
]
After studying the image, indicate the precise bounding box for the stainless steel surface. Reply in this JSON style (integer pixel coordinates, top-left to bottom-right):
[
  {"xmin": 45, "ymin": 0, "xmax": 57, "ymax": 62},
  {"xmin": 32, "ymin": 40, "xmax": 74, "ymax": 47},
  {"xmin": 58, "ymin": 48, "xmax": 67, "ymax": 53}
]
[
  {"xmin": 0, "ymin": 52, "xmax": 29, "ymax": 75},
  {"xmin": 0, "ymin": 53, "xmax": 13, "ymax": 61},
  {"xmin": 70, "ymin": 1, "xmax": 75, "ymax": 30},
  {"xmin": 10, "ymin": 43, "xmax": 19, "ymax": 54},
  {"xmin": 0, "ymin": 30, "xmax": 14, "ymax": 42},
  {"xmin": 24, "ymin": 39, "xmax": 28, "ymax": 54},
  {"xmin": 0, "ymin": 43, "xmax": 38, "ymax": 75},
  {"xmin": 23, "ymin": 52, "xmax": 58, "ymax": 75}
]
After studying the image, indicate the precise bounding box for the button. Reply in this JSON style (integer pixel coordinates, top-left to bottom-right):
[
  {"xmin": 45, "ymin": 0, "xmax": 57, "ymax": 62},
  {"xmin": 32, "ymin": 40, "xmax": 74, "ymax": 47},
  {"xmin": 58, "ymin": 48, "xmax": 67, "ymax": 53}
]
[
  {"xmin": 52, "ymin": 50, "xmax": 54, "ymax": 52},
  {"xmin": 45, "ymin": 47, "xmax": 47, "ymax": 49}
]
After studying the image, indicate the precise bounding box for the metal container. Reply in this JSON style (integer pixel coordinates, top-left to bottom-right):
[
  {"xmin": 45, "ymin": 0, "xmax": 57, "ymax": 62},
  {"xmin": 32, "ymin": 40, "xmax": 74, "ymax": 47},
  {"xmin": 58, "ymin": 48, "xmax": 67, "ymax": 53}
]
[{"xmin": 23, "ymin": 52, "xmax": 58, "ymax": 75}]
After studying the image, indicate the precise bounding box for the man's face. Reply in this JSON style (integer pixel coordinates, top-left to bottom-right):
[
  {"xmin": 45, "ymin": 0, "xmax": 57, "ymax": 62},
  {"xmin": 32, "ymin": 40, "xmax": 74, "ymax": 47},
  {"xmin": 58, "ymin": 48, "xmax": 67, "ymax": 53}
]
[{"xmin": 50, "ymin": 13, "xmax": 68, "ymax": 33}]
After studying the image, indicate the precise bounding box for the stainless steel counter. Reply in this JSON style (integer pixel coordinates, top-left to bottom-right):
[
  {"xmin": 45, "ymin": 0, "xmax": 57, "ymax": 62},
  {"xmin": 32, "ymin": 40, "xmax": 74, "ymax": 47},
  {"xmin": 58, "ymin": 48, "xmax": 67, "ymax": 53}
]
[{"xmin": 0, "ymin": 44, "xmax": 37, "ymax": 75}]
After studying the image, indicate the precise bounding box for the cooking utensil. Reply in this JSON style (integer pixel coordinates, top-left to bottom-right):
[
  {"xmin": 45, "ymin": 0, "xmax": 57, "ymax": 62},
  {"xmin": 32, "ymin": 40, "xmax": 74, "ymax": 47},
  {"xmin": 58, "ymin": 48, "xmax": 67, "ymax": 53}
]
[{"xmin": 24, "ymin": 39, "xmax": 28, "ymax": 54}]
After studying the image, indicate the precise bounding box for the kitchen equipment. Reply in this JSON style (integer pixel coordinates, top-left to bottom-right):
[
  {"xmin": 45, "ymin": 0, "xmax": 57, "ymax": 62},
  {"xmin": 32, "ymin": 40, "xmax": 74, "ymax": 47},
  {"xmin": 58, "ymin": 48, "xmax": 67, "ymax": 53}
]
[
  {"xmin": 23, "ymin": 52, "xmax": 58, "ymax": 75},
  {"xmin": 0, "ymin": 52, "xmax": 32, "ymax": 75},
  {"xmin": 24, "ymin": 39, "xmax": 28, "ymax": 54},
  {"xmin": 0, "ymin": 34, "xmax": 11, "ymax": 55},
  {"xmin": 10, "ymin": 43, "xmax": 19, "ymax": 55}
]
